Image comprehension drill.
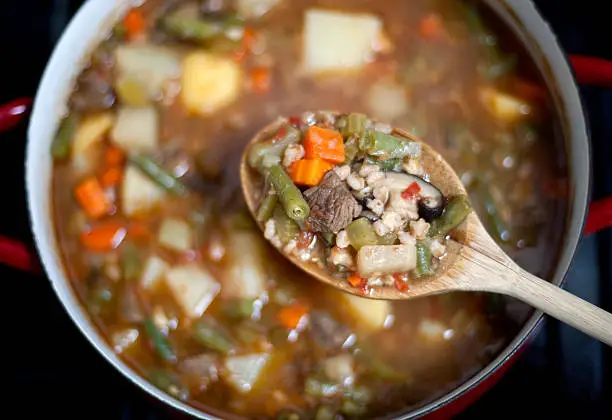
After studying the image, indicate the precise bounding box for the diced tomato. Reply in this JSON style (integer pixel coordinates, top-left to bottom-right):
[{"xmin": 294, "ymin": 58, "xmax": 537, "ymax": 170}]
[
  {"xmin": 401, "ymin": 182, "xmax": 422, "ymax": 199},
  {"xmin": 296, "ymin": 231, "xmax": 315, "ymax": 250},
  {"xmin": 274, "ymin": 126, "xmax": 288, "ymax": 140},
  {"xmin": 393, "ymin": 273, "xmax": 409, "ymax": 292},
  {"xmin": 348, "ymin": 273, "xmax": 368, "ymax": 295},
  {"xmin": 288, "ymin": 116, "xmax": 301, "ymax": 127}
]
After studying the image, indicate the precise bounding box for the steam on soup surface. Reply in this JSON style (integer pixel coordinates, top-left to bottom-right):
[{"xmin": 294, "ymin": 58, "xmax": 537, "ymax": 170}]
[{"xmin": 51, "ymin": 0, "xmax": 567, "ymax": 418}]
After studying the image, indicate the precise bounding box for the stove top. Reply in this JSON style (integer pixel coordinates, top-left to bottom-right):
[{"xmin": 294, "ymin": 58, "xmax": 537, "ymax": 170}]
[{"xmin": 2, "ymin": 1, "xmax": 610, "ymax": 419}]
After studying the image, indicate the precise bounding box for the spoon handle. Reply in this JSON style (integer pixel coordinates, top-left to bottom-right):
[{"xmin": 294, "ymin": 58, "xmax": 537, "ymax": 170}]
[
  {"xmin": 503, "ymin": 268, "xmax": 612, "ymax": 346},
  {"xmin": 457, "ymin": 246, "xmax": 612, "ymax": 346}
]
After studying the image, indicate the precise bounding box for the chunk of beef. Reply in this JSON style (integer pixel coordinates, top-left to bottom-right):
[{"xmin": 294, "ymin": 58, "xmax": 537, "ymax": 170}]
[
  {"xmin": 70, "ymin": 67, "xmax": 116, "ymax": 112},
  {"xmin": 303, "ymin": 171, "xmax": 362, "ymax": 234},
  {"xmin": 309, "ymin": 310, "xmax": 352, "ymax": 352}
]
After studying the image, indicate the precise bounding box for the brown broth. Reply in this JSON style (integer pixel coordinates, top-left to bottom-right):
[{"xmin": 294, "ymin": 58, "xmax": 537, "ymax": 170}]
[{"xmin": 51, "ymin": 0, "xmax": 568, "ymax": 418}]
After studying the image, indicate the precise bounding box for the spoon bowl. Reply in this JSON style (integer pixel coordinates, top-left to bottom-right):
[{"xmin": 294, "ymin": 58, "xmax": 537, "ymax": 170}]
[
  {"xmin": 241, "ymin": 113, "xmax": 612, "ymax": 345},
  {"xmin": 241, "ymin": 116, "xmax": 475, "ymax": 300}
]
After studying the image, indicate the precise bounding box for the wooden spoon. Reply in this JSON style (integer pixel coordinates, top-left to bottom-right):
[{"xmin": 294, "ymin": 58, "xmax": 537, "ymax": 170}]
[{"xmin": 241, "ymin": 116, "xmax": 612, "ymax": 346}]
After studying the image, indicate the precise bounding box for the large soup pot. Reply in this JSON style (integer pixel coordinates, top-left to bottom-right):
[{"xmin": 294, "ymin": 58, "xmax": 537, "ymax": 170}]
[{"xmin": 0, "ymin": 0, "xmax": 608, "ymax": 418}]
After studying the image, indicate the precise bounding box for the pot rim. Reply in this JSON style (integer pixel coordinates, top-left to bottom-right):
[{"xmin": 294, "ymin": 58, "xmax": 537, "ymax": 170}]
[{"xmin": 25, "ymin": 0, "xmax": 590, "ymax": 419}]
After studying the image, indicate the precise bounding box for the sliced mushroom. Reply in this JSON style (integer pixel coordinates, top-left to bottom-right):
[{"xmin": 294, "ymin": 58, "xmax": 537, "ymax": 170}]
[{"xmin": 372, "ymin": 172, "xmax": 445, "ymax": 221}]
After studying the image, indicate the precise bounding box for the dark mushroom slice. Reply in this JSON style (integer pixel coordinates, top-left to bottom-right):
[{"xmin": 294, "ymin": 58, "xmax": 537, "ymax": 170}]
[{"xmin": 373, "ymin": 172, "xmax": 445, "ymax": 222}]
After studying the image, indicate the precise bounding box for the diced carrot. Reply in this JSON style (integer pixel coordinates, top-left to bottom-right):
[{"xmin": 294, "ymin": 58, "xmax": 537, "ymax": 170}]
[
  {"xmin": 242, "ymin": 27, "xmax": 257, "ymax": 52},
  {"xmin": 289, "ymin": 159, "xmax": 333, "ymax": 187},
  {"xmin": 347, "ymin": 273, "xmax": 363, "ymax": 288},
  {"xmin": 277, "ymin": 302, "xmax": 309, "ymax": 330},
  {"xmin": 347, "ymin": 273, "xmax": 368, "ymax": 294},
  {"xmin": 80, "ymin": 223, "xmax": 127, "ymax": 252},
  {"xmin": 401, "ymin": 182, "xmax": 422, "ymax": 199},
  {"xmin": 419, "ymin": 13, "xmax": 444, "ymax": 39},
  {"xmin": 123, "ymin": 8, "xmax": 146, "ymax": 41},
  {"xmin": 74, "ymin": 177, "xmax": 112, "ymax": 219},
  {"xmin": 250, "ymin": 67, "xmax": 272, "ymax": 94},
  {"xmin": 233, "ymin": 27, "xmax": 257, "ymax": 61},
  {"xmin": 104, "ymin": 145, "xmax": 126, "ymax": 167},
  {"xmin": 101, "ymin": 167, "xmax": 123, "ymax": 187},
  {"xmin": 303, "ymin": 126, "xmax": 345, "ymax": 163}
]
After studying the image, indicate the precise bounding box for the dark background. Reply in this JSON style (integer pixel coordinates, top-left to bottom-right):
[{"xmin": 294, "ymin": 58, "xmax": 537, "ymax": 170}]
[{"xmin": 1, "ymin": 1, "xmax": 610, "ymax": 419}]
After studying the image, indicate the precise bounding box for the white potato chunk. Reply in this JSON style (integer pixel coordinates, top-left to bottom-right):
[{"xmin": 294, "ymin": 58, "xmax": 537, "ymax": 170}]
[
  {"xmin": 72, "ymin": 112, "xmax": 115, "ymax": 157},
  {"xmin": 323, "ymin": 354, "xmax": 355, "ymax": 386},
  {"xmin": 114, "ymin": 45, "xmax": 181, "ymax": 100},
  {"xmin": 479, "ymin": 86, "xmax": 530, "ymax": 122},
  {"xmin": 121, "ymin": 165, "xmax": 165, "ymax": 217},
  {"xmin": 367, "ymin": 80, "xmax": 408, "ymax": 122},
  {"xmin": 140, "ymin": 255, "xmax": 170, "ymax": 290},
  {"xmin": 165, "ymin": 264, "xmax": 221, "ymax": 318},
  {"xmin": 158, "ymin": 218, "xmax": 193, "ymax": 252},
  {"xmin": 418, "ymin": 319, "xmax": 449, "ymax": 341},
  {"xmin": 357, "ymin": 244, "xmax": 417, "ymax": 277},
  {"xmin": 111, "ymin": 107, "xmax": 159, "ymax": 153},
  {"xmin": 339, "ymin": 292, "xmax": 391, "ymax": 331},
  {"xmin": 224, "ymin": 231, "xmax": 267, "ymax": 299},
  {"xmin": 181, "ymin": 52, "xmax": 242, "ymax": 116},
  {"xmin": 303, "ymin": 9, "xmax": 383, "ymax": 73},
  {"xmin": 223, "ymin": 353, "xmax": 271, "ymax": 393}
]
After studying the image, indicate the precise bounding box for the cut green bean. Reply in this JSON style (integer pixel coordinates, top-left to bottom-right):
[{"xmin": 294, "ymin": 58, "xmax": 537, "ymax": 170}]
[
  {"xmin": 415, "ymin": 241, "xmax": 434, "ymax": 277},
  {"xmin": 268, "ymin": 164, "xmax": 309, "ymax": 222},
  {"xmin": 341, "ymin": 112, "xmax": 368, "ymax": 137},
  {"xmin": 247, "ymin": 125, "xmax": 301, "ymax": 171},
  {"xmin": 192, "ymin": 316, "xmax": 235, "ymax": 354},
  {"xmin": 377, "ymin": 231, "xmax": 398, "ymax": 246},
  {"xmin": 129, "ymin": 155, "xmax": 188, "ymax": 196},
  {"xmin": 343, "ymin": 136, "xmax": 359, "ymax": 163},
  {"xmin": 148, "ymin": 370, "xmax": 189, "ymax": 401},
  {"xmin": 163, "ymin": 13, "xmax": 242, "ymax": 42},
  {"xmin": 479, "ymin": 186, "xmax": 511, "ymax": 243},
  {"xmin": 223, "ymin": 299, "xmax": 255, "ymax": 320},
  {"xmin": 429, "ymin": 195, "xmax": 472, "ymax": 238},
  {"xmin": 273, "ymin": 204, "xmax": 299, "ymax": 243},
  {"xmin": 345, "ymin": 218, "xmax": 379, "ymax": 250},
  {"xmin": 51, "ymin": 114, "xmax": 78, "ymax": 159},
  {"xmin": 144, "ymin": 319, "xmax": 177, "ymax": 363},
  {"xmin": 121, "ymin": 242, "xmax": 141, "ymax": 282},
  {"xmin": 256, "ymin": 193, "xmax": 278, "ymax": 222},
  {"xmin": 369, "ymin": 157, "xmax": 402, "ymax": 171},
  {"xmin": 361, "ymin": 130, "xmax": 421, "ymax": 159},
  {"xmin": 319, "ymin": 231, "xmax": 335, "ymax": 246}
]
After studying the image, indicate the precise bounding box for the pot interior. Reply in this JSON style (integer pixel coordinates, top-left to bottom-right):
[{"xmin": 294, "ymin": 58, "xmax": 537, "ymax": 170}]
[{"xmin": 27, "ymin": 0, "xmax": 589, "ymax": 419}]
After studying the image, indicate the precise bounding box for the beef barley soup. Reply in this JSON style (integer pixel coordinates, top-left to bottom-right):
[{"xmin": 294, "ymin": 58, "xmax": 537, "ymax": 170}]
[{"xmin": 50, "ymin": 0, "xmax": 568, "ymax": 418}]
